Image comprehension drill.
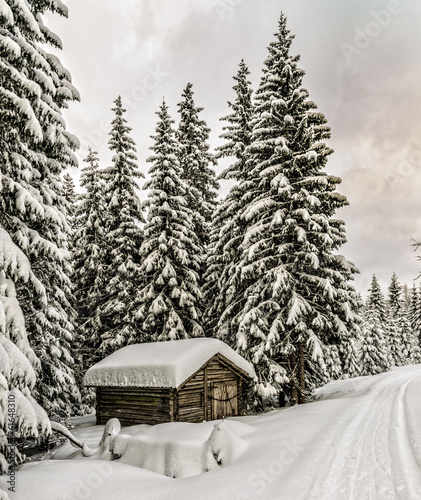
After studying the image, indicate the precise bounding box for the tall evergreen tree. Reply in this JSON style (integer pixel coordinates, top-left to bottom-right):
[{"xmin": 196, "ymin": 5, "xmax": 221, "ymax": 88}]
[
  {"xmin": 387, "ymin": 272, "xmax": 406, "ymax": 366},
  {"xmin": 339, "ymin": 335, "xmax": 361, "ymax": 378},
  {"xmin": 409, "ymin": 284, "xmax": 421, "ymax": 345},
  {"xmin": 176, "ymin": 82, "xmax": 219, "ymax": 250},
  {"xmin": 217, "ymin": 59, "xmax": 254, "ymax": 182},
  {"xmin": 0, "ymin": 0, "xmax": 80, "ymax": 465},
  {"xmin": 361, "ymin": 276, "xmax": 390, "ymax": 376},
  {"xmin": 63, "ymin": 173, "xmax": 77, "ymax": 228},
  {"xmin": 324, "ymin": 345, "xmax": 343, "ymax": 381},
  {"xmin": 0, "ymin": 236, "xmax": 50, "ymax": 472},
  {"xmin": 100, "ymin": 97, "xmax": 145, "ymax": 355},
  {"xmin": 72, "ymin": 149, "xmax": 107, "ymax": 376},
  {"xmin": 133, "ymin": 101, "xmax": 204, "ymax": 341},
  {"xmin": 402, "ymin": 283, "xmax": 411, "ymax": 308},
  {"xmin": 217, "ymin": 14, "xmax": 360, "ymax": 406},
  {"xmin": 204, "ymin": 60, "xmax": 254, "ymax": 338},
  {"xmin": 387, "ymin": 273, "xmax": 420, "ymax": 366}
]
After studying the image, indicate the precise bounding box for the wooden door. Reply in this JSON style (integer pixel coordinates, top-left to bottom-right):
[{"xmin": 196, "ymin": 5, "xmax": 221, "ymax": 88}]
[{"xmin": 211, "ymin": 382, "xmax": 238, "ymax": 420}]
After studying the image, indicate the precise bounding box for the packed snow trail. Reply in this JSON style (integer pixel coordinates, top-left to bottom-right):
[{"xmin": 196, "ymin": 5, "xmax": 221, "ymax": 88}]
[
  {"xmin": 306, "ymin": 365, "xmax": 421, "ymax": 499},
  {"xmin": 2, "ymin": 365, "xmax": 421, "ymax": 499}
]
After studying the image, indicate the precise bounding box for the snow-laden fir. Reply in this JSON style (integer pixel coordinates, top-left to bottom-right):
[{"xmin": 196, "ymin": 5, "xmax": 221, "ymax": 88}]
[
  {"xmin": 99, "ymin": 97, "xmax": 145, "ymax": 355},
  {"xmin": 204, "ymin": 59, "xmax": 254, "ymax": 340},
  {"xmin": 133, "ymin": 101, "xmax": 204, "ymax": 341},
  {"xmin": 176, "ymin": 82, "xmax": 219, "ymax": 253},
  {"xmin": 206, "ymin": 14, "xmax": 361, "ymax": 407},
  {"xmin": 0, "ymin": 0, "xmax": 81, "ymax": 472}
]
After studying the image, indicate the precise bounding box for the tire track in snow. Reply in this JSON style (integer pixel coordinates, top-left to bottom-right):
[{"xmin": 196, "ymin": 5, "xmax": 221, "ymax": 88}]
[
  {"xmin": 307, "ymin": 366, "xmax": 421, "ymax": 500},
  {"xmin": 389, "ymin": 378, "xmax": 421, "ymax": 499}
]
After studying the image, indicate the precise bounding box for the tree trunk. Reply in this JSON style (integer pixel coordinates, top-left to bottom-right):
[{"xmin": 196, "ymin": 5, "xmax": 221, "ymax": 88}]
[
  {"xmin": 290, "ymin": 351, "xmax": 298, "ymax": 405},
  {"xmin": 298, "ymin": 342, "xmax": 306, "ymax": 404}
]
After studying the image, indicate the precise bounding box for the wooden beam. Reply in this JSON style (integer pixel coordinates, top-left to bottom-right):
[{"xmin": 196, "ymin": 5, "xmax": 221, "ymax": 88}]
[
  {"xmin": 204, "ymin": 365, "xmax": 208, "ymax": 421},
  {"xmin": 216, "ymin": 354, "xmax": 252, "ymax": 381}
]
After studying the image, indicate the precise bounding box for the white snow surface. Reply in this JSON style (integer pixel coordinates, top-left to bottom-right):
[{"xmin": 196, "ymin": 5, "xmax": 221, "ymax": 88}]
[
  {"xmin": 3, "ymin": 364, "xmax": 421, "ymax": 499},
  {"xmin": 84, "ymin": 338, "xmax": 256, "ymax": 388}
]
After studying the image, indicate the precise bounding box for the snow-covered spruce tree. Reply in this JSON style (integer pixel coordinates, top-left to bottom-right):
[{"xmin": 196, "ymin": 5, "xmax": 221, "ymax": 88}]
[
  {"xmin": 217, "ymin": 60, "xmax": 254, "ymax": 182},
  {"xmin": 324, "ymin": 345, "xmax": 342, "ymax": 381},
  {"xmin": 62, "ymin": 173, "xmax": 77, "ymax": 230},
  {"xmin": 133, "ymin": 101, "xmax": 204, "ymax": 342},
  {"xmin": 360, "ymin": 276, "xmax": 390, "ymax": 376},
  {"xmin": 217, "ymin": 14, "xmax": 360, "ymax": 407},
  {"xmin": 387, "ymin": 273, "xmax": 420, "ymax": 365},
  {"xmin": 204, "ymin": 60, "xmax": 254, "ymax": 339},
  {"xmin": 409, "ymin": 284, "xmax": 421, "ymax": 346},
  {"xmin": 387, "ymin": 272, "xmax": 406, "ymax": 366},
  {"xmin": 72, "ymin": 149, "xmax": 108, "ymax": 397},
  {"xmin": 176, "ymin": 83, "xmax": 219, "ymax": 251},
  {"xmin": 100, "ymin": 97, "xmax": 145, "ymax": 355},
  {"xmin": 0, "ymin": 0, "xmax": 81, "ymax": 421},
  {"xmin": 402, "ymin": 283, "xmax": 411, "ymax": 308},
  {"xmin": 0, "ymin": 235, "xmax": 51, "ymax": 473},
  {"xmin": 339, "ymin": 332, "xmax": 361, "ymax": 378}
]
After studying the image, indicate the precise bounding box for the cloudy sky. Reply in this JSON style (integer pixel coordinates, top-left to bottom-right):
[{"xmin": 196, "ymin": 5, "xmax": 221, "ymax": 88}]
[{"xmin": 46, "ymin": 0, "xmax": 421, "ymax": 296}]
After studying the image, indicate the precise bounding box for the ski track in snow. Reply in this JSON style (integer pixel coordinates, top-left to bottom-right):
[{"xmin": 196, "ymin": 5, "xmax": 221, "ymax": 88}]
[{"xmin": 307, "ymin": 366, "xmax": 421, "ymax": 500}]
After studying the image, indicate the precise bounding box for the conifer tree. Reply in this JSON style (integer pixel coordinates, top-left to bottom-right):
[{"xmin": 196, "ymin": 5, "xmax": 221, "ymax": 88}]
[
  {"xmin": 204, "ymin": 60, "xmax": 254, "ymax": 338},
  {"xmin": 387, "ymin": 272, "xmax": 405, "ymax": 366},
  {"xmin": 0, "ymin": 0, "xmax": 80, "ymax": 463},
  {"xmin": 133, "ymin": 101, "xmax": 204, "ymax": 341},
  {"xmin": 402, "ymin": 283, "xmax": 411, "ymax": 308},
  {"xmin": 217, "ymin": 59, "xmax": 254, "ymax": 182},
  {"xmin": 176, "ymin": 83, "xmax": 219, "ymax": 249},
  {"xmin": 361, "ymin": 276, "xmax": 390, "ymax": 376},
  {"xmin": 0, "ymin": 236, "xmax": 50, "ymax": 472},
  {"xmin": 339, "ymin": 334, "xmax": 361, "ymax": 378},
  {"xmin": 100, "ymin": 97, "xmax": 145, "ymax": 354},
  {"xmin": 324, "ymin": 345, "xmax": 343, "ymax": 381},
  {"xmin": 218, "ymin": 14, "xmax": 360, "ymax": 405},
  {"xmin": 72, "ymin": 149, "xmax": 107, "ymax": 375},
  {"xmin": 409, "ymin": 284, "xmax": 421, "ymax": 345},
  {"xmin": 63, "ymin": 173, "xmax": 77, "ymax": 229},
  {"xmin": 305, "ymin": 356, "xmax": 329, "ymax": 392},
  {"xmin": 387, "ymin": 273, "xmax": 420, "ymax": 366}
]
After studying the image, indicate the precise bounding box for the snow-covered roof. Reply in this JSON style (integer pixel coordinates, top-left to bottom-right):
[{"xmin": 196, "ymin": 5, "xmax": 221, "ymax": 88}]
[{"xmin": 84, "ymin": 338, "xmax": 256, "ymax": 389}]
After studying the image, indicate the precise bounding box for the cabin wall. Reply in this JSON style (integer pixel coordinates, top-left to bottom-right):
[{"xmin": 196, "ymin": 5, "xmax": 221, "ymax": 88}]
[
  {"xmin": 176, "ymin": 369, "xmax": 205, "ymax": 423},
  {"xmin": 96, "ymin": 387, "xmax": 172, "ymax": 426},
  {"xmin": 176, "ymin": 356, "xmax": 244, "ymax": 423}
]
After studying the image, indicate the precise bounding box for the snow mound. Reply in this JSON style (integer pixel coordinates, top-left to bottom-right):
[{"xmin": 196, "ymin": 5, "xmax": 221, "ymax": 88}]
[
  {"xmin": 111, "ymin": 420, "xmax": 250, "ymax": 478},
  {"xmin": 84, "ymin": 338, "xmax": 255, "ymax": 388}
]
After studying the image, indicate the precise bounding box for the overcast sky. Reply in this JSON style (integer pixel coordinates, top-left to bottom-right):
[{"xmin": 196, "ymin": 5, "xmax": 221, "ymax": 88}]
[{"xmin": 46, "ymin": 0, "xmax": 421, "ymax": 296}]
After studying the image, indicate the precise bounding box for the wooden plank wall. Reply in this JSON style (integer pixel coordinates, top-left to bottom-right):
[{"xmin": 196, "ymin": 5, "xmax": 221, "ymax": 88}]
[
  {"xmin": 176, "ymin": 369, "xmax": 205, "ymax": 423},
  {"xmin": 96, "ymin": 387, "xmax": 172, "ymax": 426},
  {"xmin": 176, "ymin": 356, "xmax": 243, "ymax": 422}
]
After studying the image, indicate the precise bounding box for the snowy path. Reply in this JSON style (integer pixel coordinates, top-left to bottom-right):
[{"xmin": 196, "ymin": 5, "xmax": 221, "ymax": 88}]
[
  {"xmin": 2, "ymin": 365, "xmax": 421, "ymax": 500},
  {"xmin": 305, "ymin": 366, "xmax": 421, "ymax": 499}
]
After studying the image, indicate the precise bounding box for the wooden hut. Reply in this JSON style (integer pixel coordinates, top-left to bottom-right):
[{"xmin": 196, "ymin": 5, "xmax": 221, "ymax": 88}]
[{"xmin": 84, "ymin": 338, "xmax": 255, "ymax": 426}]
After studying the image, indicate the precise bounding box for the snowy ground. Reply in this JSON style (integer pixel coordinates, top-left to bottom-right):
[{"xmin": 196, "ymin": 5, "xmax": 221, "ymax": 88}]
[{"xmin": 2, "ymin": 364, "xmax": 421, "ymax": 500}]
